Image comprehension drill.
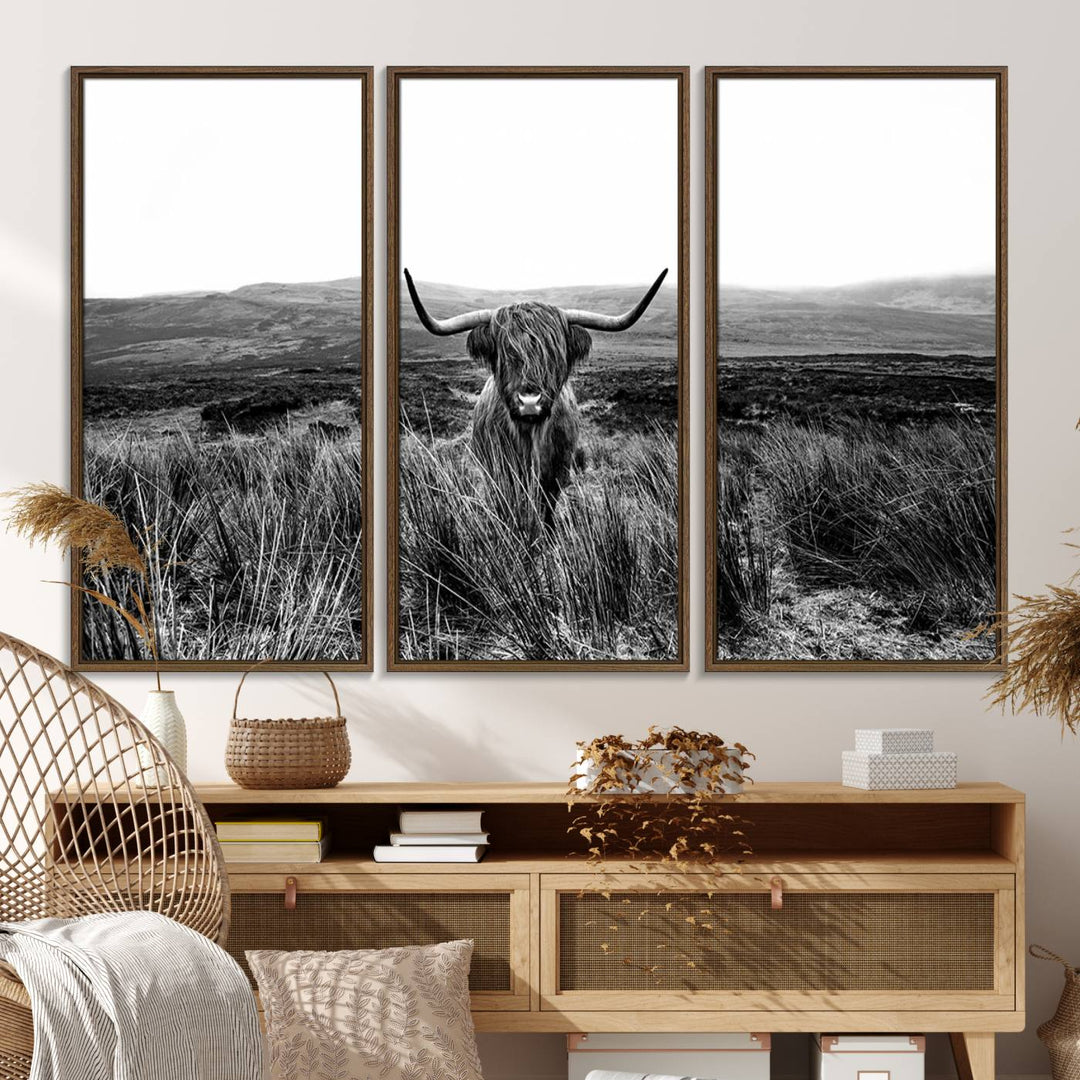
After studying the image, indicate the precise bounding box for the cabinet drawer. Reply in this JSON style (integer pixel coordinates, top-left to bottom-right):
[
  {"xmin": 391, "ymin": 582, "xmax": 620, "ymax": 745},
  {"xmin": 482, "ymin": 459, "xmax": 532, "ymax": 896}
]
[
  {"xmin": 541, "ymin": 873, "xmax": 1015, "ymax": 1013},
  {"xmin": 225, "ymin": 872, "xmax": 530, "ymax": 1011}
]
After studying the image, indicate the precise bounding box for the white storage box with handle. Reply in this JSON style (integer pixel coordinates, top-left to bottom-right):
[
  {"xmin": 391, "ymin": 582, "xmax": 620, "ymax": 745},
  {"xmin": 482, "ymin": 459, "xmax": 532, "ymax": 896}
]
[
  {"xmin": 568, "ymin": 1031, "xmax": 770, "ymax": 1080},
  {"xmin": 812, "ymin": 1034, "xmax": 925, "ymax": 1080}
]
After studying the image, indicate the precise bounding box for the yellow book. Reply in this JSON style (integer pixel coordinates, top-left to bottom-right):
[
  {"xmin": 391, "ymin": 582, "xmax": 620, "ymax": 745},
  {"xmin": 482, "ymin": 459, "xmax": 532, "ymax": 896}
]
[{"xmin": 215, "ymin": 817, "xmax": 326, "ymax": 842}]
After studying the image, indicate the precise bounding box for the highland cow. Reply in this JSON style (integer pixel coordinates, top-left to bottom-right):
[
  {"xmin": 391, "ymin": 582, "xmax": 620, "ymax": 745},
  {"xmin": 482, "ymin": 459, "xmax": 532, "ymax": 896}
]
[{"xmin": 404, "ymin": 268, "xmax": 667, "ymax": 526}]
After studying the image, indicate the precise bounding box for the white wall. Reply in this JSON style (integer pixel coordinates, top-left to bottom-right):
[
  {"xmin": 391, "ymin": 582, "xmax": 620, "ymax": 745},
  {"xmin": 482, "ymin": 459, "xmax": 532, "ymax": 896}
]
[{"xmin": 2, "ymin": 1, "xmax": 1079, "ymax": 1077}]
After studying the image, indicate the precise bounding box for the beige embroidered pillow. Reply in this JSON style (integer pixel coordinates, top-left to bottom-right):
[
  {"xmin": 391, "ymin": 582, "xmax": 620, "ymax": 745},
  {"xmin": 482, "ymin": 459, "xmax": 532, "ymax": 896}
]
[{"xmin": 247, "ymin": 939, "xmax": 483, "ymax": 1080}]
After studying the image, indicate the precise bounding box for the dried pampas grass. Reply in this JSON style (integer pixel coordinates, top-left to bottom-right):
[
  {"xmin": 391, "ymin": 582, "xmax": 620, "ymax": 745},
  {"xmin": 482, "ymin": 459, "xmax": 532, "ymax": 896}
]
[
  {"xmin": 4, "ymin": 482, "xmax": 147, "ymax": 577},
  {"xmin": 972, "ymin": 415, "xmax": 1080, "ymax": 736},
  {"xmin": 3, "ymin": 482, "xmax": 160, "ymax": 684},
  {"xmin": 983, "ymin": 579, "xmax": 1080, "ymax": 735}
]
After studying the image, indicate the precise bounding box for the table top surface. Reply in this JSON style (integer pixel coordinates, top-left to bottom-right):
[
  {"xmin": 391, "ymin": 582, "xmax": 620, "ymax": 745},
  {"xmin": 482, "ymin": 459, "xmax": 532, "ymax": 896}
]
[{"xmin": 181, "ymin": 780, "xmax": 1023, "ymax": 804}]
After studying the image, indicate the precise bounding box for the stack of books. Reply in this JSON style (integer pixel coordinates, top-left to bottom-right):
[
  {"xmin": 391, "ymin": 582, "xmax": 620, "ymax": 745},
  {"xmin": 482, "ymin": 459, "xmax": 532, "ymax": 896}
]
[
  {"xmin": 373, "ymin": 808, "xmax": 488, "ymax": 863},
  {"xmin": 215, "ymin": 817, "xmax": 330, "ymax": 863}
]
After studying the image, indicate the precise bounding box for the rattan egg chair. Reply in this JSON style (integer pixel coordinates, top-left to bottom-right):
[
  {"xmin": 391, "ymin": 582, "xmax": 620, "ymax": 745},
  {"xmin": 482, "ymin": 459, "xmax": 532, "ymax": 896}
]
[{"xmin": 0, "ymin": 632, "xmax": 229, "ymax": 1079}]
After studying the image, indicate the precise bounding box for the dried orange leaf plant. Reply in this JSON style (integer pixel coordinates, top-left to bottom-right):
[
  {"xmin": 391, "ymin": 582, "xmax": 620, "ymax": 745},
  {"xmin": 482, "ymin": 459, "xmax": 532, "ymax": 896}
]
[
  {"xmin": 568, "ymin": 725, "xmax": 754, "ymax": 864},
  {"xmin": 567, "ymin": 725, "xmax": 754, "ymax": 978}
]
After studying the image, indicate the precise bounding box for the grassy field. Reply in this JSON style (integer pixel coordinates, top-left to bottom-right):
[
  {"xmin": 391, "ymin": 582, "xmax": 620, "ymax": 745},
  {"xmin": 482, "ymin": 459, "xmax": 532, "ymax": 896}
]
[
  {"xmin": 715, "ymin": 276, "xmax": 998, "ymax": 663},
  {"xmin": 82, "ymin": 421, "xmax": 364, "ymax": 662},
  {"xmin": 81, "ymin": 279, "xmax": 364, "ymax": 662},
  {"xmin": 396, "ymin": 280, "xmax": 680, "ymax": 662},
  {"xmin": 715, "ymin": 355, "xmax": 997, "ymax": 662},
  {"xmin": 398, "ymin": 426, "xmax": 679, "ymax": 662}
]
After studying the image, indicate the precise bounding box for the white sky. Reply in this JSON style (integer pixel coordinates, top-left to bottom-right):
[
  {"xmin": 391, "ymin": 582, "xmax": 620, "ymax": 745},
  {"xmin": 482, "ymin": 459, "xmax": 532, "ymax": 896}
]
[
  {"xmin": 400, "ymin": 78, "xmax": 678, "ymax": 291},
  {"xmin": 84, "ymin": 79, "xmax": 364, "ymax": 298},
  {"xmin": 717, "ymin": 78, "xmax": 997, "ymax": 289}
]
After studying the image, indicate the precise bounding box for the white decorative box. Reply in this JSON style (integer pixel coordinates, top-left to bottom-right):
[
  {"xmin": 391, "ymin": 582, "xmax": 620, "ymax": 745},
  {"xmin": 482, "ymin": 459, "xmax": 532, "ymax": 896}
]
[
  {"xmin": 812, "ymin": 1034, "xmax": 925, "ymax": 1080},
  {"xmin": 568, "ymin": 1031, "xmax": 770, "ymax": 1080},
  {"xmin": 855, "ymin": 728, "xmax": 934, "ymax": 754},
  {"xmin": 842, "ymin": 750, "xmax": 957, "ymax": 790}
]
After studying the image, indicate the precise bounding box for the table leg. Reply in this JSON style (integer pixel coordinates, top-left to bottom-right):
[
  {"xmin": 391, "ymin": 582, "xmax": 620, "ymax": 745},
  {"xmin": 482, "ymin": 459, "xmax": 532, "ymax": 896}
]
[{"xmin": 950, "ymin": 1032, "xmax": 995, "ymax": 1080}]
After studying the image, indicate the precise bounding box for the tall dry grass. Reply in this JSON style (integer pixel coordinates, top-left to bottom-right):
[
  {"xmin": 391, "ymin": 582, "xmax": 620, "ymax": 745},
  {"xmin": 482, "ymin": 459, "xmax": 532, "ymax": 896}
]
[
  {"xmin": 82, "ymin": 423, "xmax": 364, "ymax": 661},
  {"xmin": 715, "ymin": 466, "xmax": 772, "ymax": 632},
  {"xmin": 717, "ymin": 417, "xmax": 996, "ymax": 648},
  {"xmin": 397, "ymin": 425, "xmax": 679, "ymax": 661}
]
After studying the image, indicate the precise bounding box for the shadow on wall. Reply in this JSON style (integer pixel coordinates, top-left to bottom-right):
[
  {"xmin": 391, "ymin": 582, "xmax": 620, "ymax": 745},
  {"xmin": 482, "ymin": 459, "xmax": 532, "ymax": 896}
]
[{"xmin": 290, "ymin": 678, "xmax": 547, "ymax": 782}]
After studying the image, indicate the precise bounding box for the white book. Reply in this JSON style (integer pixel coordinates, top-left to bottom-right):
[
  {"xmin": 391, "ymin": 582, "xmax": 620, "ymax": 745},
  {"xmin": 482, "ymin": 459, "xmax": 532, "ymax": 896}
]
[
  {"xmin": 389, "ymin": 832, "xmax": 489, "ymax": 846},
  {"xmin": 398, "ymin": 809, "xmax": 483, "ymax": 834},
  {"xmin": 220, "ymin": 836, "xmax": 330, "ymax": 863},
  {"xmin": 373, "ymin": 845, "xmax": 486, "ymax": 864}
]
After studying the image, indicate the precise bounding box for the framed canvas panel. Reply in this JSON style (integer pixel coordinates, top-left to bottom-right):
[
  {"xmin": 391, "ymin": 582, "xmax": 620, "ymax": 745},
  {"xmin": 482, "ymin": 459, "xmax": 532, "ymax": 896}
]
[
  {"xmin": 705, "ymin": 67, "xmax": 1007, "ymax": 670},
  {"xmin": 71, "ymin": 67, "xmax": 373, "ymax": 670},
  {"xmin": 387, "ymin": 67, "xmax": 689, "ymax": 671}
]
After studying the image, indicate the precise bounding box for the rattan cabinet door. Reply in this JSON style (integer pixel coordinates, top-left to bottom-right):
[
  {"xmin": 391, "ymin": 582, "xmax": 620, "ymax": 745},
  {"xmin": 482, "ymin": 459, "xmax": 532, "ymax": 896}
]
[
  {"xmin": 541, "ymin": 872, "xmax": 1015, "ymax": 1014},
  {"xmin": 227, "ymin": 872, "xmax": 530, "ymax": 1011}
]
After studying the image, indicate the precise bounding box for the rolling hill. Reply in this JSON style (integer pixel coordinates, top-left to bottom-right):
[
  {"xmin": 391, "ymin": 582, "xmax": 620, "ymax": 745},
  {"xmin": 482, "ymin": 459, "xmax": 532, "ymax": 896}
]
[
  {"xmin": 82, "ymin": 276, "xmax": 681, "ymax": 427},
  {"xmin": 397, "ymin": 278, "xmax": 679, "ymax": 362},
  {"xmin": 719, "ymin": 274, "xmax": 996, "ymax": 357},
  {"xmin": 83, "ymin": 276, "xmax": 680, "ymax": 385},
  {"xmin": 83, "ymin": 277, "xmax": 364, "ymax": 385}
]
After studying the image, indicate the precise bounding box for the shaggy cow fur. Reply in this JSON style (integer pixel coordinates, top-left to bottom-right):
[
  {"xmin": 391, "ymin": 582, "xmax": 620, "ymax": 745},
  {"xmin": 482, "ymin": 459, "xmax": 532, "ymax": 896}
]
[{"xmin": 466, "ymin": 302, "xmax": 592, "ymax": 527}]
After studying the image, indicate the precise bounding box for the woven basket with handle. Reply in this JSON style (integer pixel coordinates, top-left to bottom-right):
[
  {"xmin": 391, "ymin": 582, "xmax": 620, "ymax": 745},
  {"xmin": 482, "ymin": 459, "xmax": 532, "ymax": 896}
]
[
  {"xmin": 1032, "ymin": 944, "xmax": 1080, "ymax": 1080},
  {"xmin": 225, "ymin": 663, "xmax": 350, "ymax": 789}
]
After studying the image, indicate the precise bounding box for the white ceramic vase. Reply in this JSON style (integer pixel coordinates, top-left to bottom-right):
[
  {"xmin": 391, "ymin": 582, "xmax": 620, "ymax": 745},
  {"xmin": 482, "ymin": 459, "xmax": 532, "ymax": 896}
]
[{"xmin": 139, "ymin": 689, "xmax": 188, "ymax": 776}]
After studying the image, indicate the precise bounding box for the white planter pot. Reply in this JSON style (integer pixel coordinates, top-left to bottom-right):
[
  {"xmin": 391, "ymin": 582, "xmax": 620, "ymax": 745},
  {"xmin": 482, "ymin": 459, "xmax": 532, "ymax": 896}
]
[
  {"xmin": 574, "ymin": 747, "xmax": 744, "ymax": 795},
  {"xmin": 138, "ymin": 690, "xmax": 188, "ymax": 779}
]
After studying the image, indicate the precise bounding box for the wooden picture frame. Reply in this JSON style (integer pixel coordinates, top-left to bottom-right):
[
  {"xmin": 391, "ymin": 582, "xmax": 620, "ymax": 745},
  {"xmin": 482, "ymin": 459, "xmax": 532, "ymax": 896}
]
[
  {"xmin": 705, "ymin": 67, "xmax": 1007, "ymax": 671},
  {"xmin": 71, "ymin": 66, "xmax": 374, "ymax": 671},
  {"xmin": 387, "ymin": 66, "xmax": 690, "ymax": 671}
]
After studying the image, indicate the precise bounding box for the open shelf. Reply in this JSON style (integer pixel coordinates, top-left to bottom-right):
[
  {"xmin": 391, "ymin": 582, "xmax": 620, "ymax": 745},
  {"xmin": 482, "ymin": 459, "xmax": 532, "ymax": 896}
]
[
  {"xmin": 192, "ymin": 782, "xmax": 1023, "ymax": 869},
  {"xmin": 51, "ymin": 782, "xmax": 1025, "ymax": 871}
]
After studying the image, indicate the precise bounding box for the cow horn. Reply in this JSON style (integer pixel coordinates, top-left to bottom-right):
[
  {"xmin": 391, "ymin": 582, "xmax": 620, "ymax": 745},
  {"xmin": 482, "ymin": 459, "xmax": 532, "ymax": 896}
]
[
  {"xmin": 404, "ymin": 269, "xmax": 493, "ymax": 336},
  {"xmin": 563, "ymin": 269, "xmax": 669, "ymax": 332}
]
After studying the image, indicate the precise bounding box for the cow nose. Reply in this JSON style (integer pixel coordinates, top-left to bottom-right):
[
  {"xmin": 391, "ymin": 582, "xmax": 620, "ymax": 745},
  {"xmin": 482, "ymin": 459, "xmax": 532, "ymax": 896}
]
[{"xmin": 517, "ymin": 391, "xmax": 543, "ymax": 416}]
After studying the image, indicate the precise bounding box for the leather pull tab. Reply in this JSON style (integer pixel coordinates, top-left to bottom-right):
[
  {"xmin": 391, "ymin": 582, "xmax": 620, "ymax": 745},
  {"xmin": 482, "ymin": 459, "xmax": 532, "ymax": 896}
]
[
  {"xmin": 284, "ymin": 876, "xmax": 297, "ymax": 910},
  {"xmin": 770, "ymin": 876, "xmax": 783, "ymax": 910}
]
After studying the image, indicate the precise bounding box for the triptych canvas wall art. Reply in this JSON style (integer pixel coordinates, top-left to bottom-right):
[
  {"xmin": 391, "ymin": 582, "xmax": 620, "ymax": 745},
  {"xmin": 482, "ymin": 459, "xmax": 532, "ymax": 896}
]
[
  {"xmin": 706, "ymin": 67, "xmax": 1006, "ymax": 671},
  {"xmin": 71, "ymin": 67, "xmax": 374, "ymax": 670},
  {"xmin": 68, "ymin": 65, "xmax": 1004, "ymax": 673},
  {"xmin": 387, "ymin": 68, "xmax": 690, "ymax": 670}
]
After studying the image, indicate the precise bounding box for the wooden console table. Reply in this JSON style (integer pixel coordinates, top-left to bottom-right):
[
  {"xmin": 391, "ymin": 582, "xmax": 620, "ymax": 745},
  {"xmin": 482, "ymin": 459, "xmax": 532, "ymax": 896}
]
[{"xmin": 64, "ymin": 781, "xmax": 1024, "ymax": 1080}]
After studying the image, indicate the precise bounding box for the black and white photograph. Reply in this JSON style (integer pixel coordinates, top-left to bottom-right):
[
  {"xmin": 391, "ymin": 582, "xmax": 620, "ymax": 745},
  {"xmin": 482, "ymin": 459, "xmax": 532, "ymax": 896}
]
[
  {"xmin": 73, "ymin": 69, "xmax": 373, "ymax": 669},
  {"xmin": 707, "ymin": 70, "xmax": 1006, "ymax": 668},
  {"xmin": 388, "ymin": 69, "xmax": 688, "ymax": 669}
]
